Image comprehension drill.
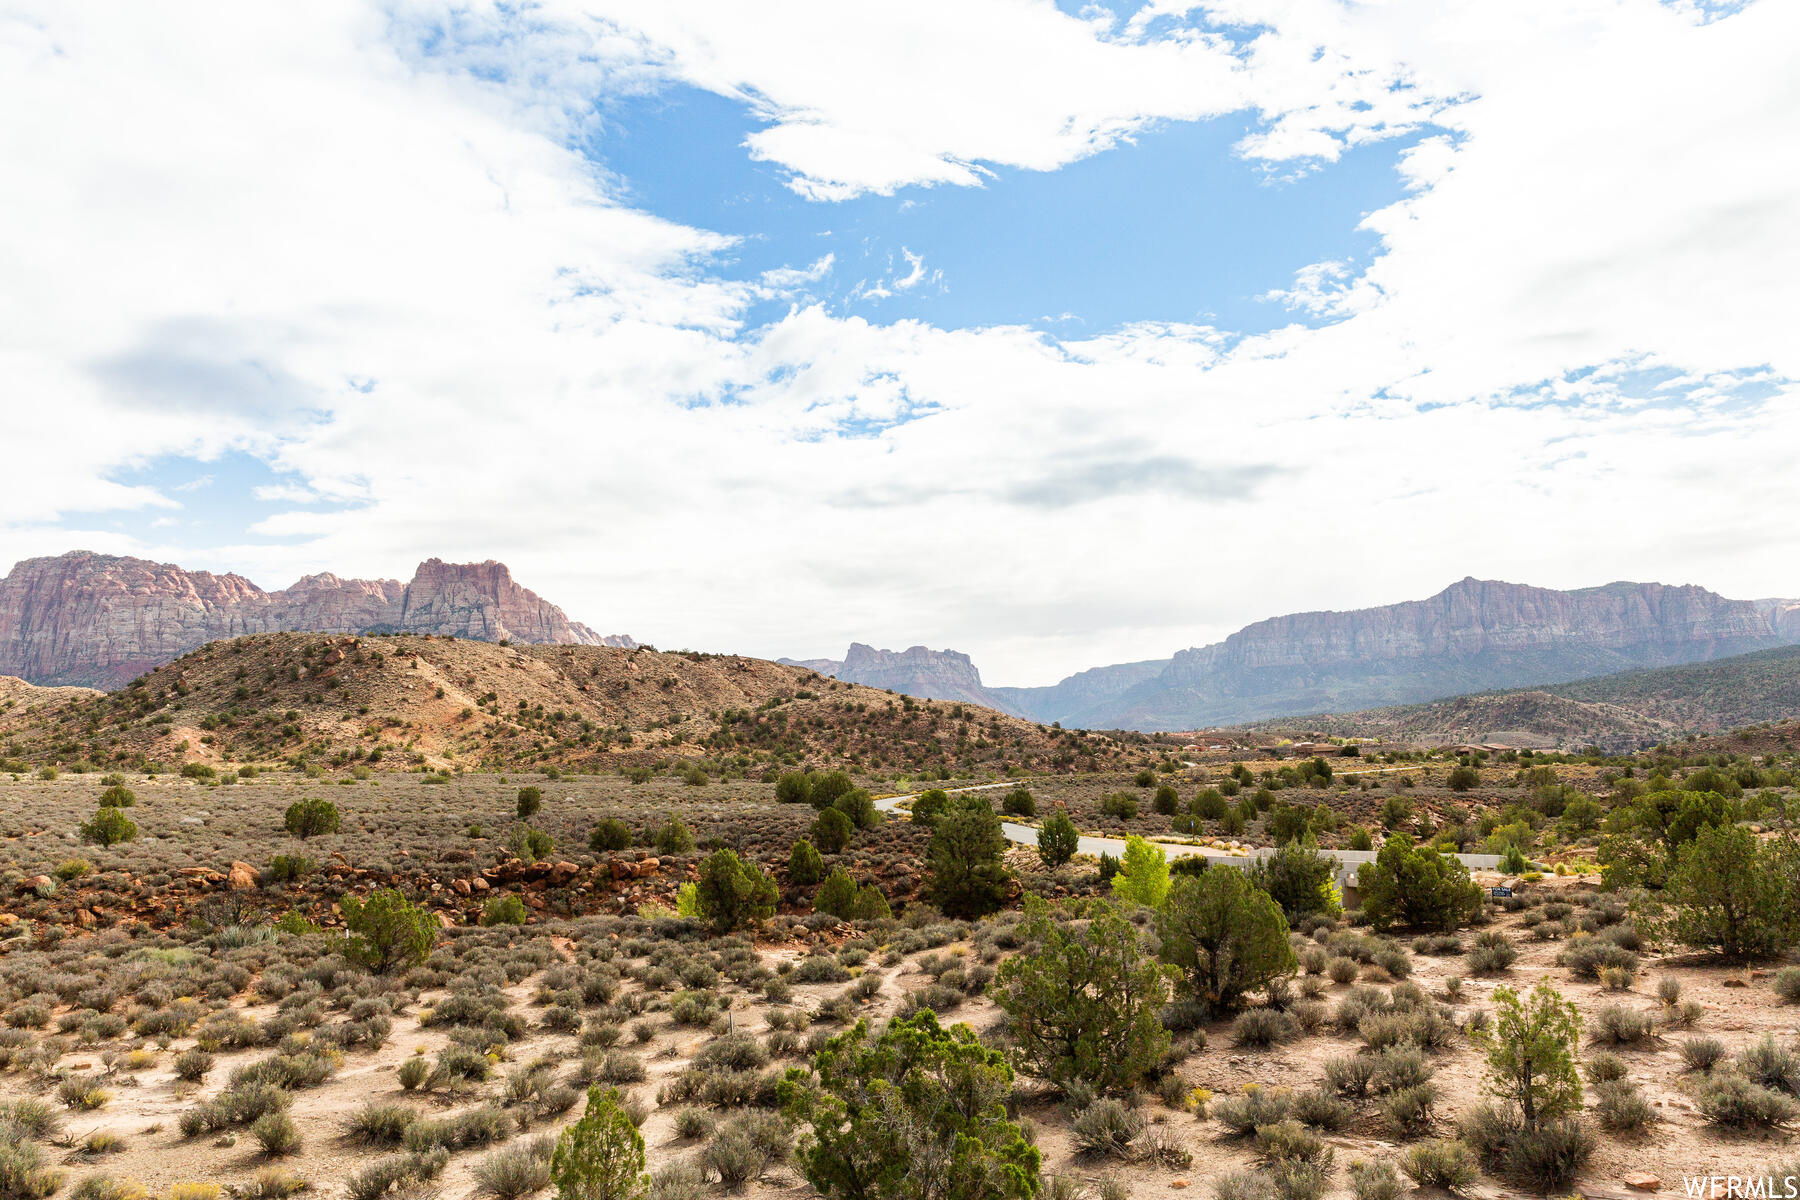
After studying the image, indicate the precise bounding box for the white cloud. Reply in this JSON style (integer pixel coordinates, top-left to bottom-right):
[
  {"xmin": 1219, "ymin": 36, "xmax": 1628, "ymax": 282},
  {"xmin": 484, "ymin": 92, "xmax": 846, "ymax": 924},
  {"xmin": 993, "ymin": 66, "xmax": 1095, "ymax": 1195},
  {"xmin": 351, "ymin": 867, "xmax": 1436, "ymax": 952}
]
[
  {"xmin": 893, "ymin": 250, "xmax": 930, "ymax": 291},
  {"xmin": 759, "ymin": 253, "xmax": 835, "ymax": 290},
  {"xmin": 1, "ymin": 0, "xmax": 1797, "ymax": 687}
]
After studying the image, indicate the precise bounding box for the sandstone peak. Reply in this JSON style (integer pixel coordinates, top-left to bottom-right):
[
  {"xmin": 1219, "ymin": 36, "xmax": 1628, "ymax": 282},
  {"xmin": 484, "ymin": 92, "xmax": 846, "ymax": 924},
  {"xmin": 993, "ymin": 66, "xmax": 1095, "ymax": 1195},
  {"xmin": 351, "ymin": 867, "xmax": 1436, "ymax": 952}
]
[{"xmin": 0, "ymin": 550, "xmax": 633, "ymax": 689}]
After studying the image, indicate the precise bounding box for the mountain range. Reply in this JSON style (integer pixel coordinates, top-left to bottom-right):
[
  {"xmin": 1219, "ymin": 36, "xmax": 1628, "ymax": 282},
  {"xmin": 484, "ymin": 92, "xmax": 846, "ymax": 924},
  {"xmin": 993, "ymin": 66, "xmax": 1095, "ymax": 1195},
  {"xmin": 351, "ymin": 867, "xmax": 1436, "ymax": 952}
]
[
  {"xmin": 789, "ymin": 578, "xmax": 1800, "ymax": 731},
  {"xmin": 9, "ymin": 551, "xmax": 1797, "ymax": 735},
  {"xmin": 0, "ymin": 551, "xmax": 633, "ymax": 689}
]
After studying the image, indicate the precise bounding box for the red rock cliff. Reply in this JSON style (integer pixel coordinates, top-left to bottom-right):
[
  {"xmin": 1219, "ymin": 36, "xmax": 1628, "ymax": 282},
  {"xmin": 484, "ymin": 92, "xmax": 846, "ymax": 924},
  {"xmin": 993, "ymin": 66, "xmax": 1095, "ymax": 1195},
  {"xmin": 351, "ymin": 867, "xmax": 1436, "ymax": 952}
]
[{"xmin": 0, "ymin": 551, "xmax": 631, "ymax": 688}]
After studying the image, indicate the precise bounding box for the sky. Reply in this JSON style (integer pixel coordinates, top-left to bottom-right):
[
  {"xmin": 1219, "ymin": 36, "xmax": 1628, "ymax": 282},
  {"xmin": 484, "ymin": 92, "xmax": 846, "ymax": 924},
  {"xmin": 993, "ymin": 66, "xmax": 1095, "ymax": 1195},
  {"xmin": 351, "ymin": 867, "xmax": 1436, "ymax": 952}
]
[{"xmin": 2, "ymin": 0, "xmax": 1797, "ymax": 687}]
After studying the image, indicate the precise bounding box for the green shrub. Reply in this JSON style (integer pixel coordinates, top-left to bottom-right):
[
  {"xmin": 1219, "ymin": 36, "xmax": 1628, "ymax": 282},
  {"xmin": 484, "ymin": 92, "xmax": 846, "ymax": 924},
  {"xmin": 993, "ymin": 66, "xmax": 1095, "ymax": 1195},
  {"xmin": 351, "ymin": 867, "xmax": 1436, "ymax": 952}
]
[
  {"xmin": 1289, "ymin": 1088, "xmax": 1352, "ymax": 1132},
  {"xmin": 483, "ymin": 895, "xmax": 528, "ymax": 926},
  {"xmin": 80, "ymin": 807, "xmax": 137, "ymax": 846},
  {"xmin": 549, "ymin": 1087, "xmax": 646, "ymax": 1200},
  {"xmin": 1037, "ymin": 810, "xmax": 1079, "ymax": 867},
  {"xmin": 397, "ymin": 1056, "xmax": 431, "ymax": 1092},
  {"xmin": 0, "ymin": 1140, "xmax": 64, "ymax": 1199},
  {"xmin": 1592, "ymin": 1079, "xmax": 1653, "ymax": 1133},
  {"xmin": 1158, "ymin": 868, "xmax": 1295, "ymax": 1018},
  {"xmin": 1099, "ymin": 792, "xmax": 1138, "ymax": 820},
  {"xmin": 1504, "ymin": 1118, "xmax": 1593, "ymax": 1190},
  {"xmin": 342, "ymin": 889, "xmax": 437, "ymax": 974},
  {"xmin": 814, "ymin": 869, "xmax": 858, "ymax": 919},
  {"xmin": 1740, "ymin": 1035, "xmax": 1800, "ymax": 1096},
  {"xmin": 1356, "ymin": 834, "xmax": 1480, "ymax": 932},
  {"xmin": 811, "ymin": 808, "xmax": 852, "ymax": 855},
  {"xmin": 1399, "ymin": 1139, "xmax": 1476, "ymax": 1191},
  {"xmin": 474, "ymin": 1139, "xmax": 554, "ymax": 1200},
  {"xmin": 1347, "ymin": 1160, "xmax": 1403, "ymax": 1200},
  {"xmin": 833, "ymin": 788, "xmax": 881, "ymax": 830},
  {"xmin": 347, "ymin": 1102, "xmax": 418, "ymax": 1145},
  {"xmin": 516, "ymin": 786, "xmax": 542, "ymax": 819},
  {"xmin": 909, "ymin": 789, "xmax": 949, "ymax": 826},
  {"xmin": 1002, "ymin": 788, "xmax": 1035, "ymax": 817},
  {"xmin": 1696, "ymin": 1072, "xmax": 1799, "ymax": 1128},
  {"xmin": 1379, "ymin": 1082, "xmax": 1438, "ymax": 1137},
  {"xmin": 265, "ymin": 854, "xmax": 315, "ymax": 884},
  {"xmin": 808, "ymin": 771, "xmax": 854, "ymax": 809},
  {"xmin": 1255, "ymin": 1119, "xmax": 1328, "ymax": 1166},
  {"xmin": 175, "ymin": 1048, "xmax": 215, "ymax": 1082},
  {"xmin": 992, "ymin": 898, "xmax": 1171, "ymax": 1093},
  {"xmin": 1460, "ymin": 1103, "xmax": 1592, "ymax": 1189},
  {"xmin": 1775, "ymin": 968, "xmax": 1800, "ymax": 1003},
  {"xmin": 252, "ymin": 1112, "xmax": 301, "ymax": 1156},
  {"xmin": 694, "ymin": 849, "xmax": 778, "ymax": 933},
  {"xmin": 1070, "ymin": 1099, "xmax": 1142, "ymax": 1159},
  {"xmin": 778, "ymin": 1010, "xmax": 1038, "ymax": 1200},
  {"xmin": 1588, "ymin": 1003, "xmax": 1653, "ymax": 1046},
  {"xmin": 1211, "ymin": 1086, "xmax": 1291, "ymax": 1137},
  {"xmin": 1654, "ymin": 822, "xmax": 1797, "ymax": 959},
  {"xmin": 787, "ymin": 839, "xmax": 824, "ymax": 886},
  {"xmin": 1231, "ymin": 1008, "xmax": 1300, "ymax": 1048},
  {"xmin": 653, "ymin": 815, "xmax": 694, "ymax": 855},
  {"xmin": 1466, "ymin": 930, "xmax": 1518, "ymax": 974},
  {"xmin": 928, "ymin": 799, "xmax": 1011, "ymax": 919},
  {"xmin": 1110, "ymin": 835, "xmax": 1170, "ymax": 908},
  {"xmin": 586, "ymin": 818, "xmax": 631, "ymax": 852},
  {"xmin": 283, "ymin": 797, "xmax": 340, "ymax": 839},
  {"xmin": 850, "ymin": 884, "xmax": 891, "ymax": 922},
  {"xmin": 1248, "ymin": 842, "xmax": 1343, "ymax": 924},
  {"xmin": 1479, "ymin": 980, "xmax": 1583, "ymax": 1125}
]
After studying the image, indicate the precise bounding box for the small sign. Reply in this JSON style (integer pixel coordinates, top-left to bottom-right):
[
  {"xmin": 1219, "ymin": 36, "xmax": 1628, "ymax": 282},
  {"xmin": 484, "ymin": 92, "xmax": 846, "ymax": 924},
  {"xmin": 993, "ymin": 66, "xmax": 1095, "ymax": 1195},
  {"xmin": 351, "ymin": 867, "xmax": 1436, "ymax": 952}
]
[{"xmin": 1490, "ymin": 886, "xmax": 1513, "ymax": 898}]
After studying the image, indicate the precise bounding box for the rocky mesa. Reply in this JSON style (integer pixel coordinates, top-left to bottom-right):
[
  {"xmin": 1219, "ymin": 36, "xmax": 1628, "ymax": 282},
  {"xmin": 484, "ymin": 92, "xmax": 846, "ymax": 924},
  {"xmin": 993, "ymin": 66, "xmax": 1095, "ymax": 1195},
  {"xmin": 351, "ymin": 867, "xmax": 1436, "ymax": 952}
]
[
  {"xmin": 1107, "ymin": 577, "xmax": 1783, "ymax": 729},
  {"xmin": 0, "ymin": 551, "xmax": 633, "ymax": 689},
  {"xmin": 797, "ymin": 578, "xmax": 1794, "ymax": 732}
]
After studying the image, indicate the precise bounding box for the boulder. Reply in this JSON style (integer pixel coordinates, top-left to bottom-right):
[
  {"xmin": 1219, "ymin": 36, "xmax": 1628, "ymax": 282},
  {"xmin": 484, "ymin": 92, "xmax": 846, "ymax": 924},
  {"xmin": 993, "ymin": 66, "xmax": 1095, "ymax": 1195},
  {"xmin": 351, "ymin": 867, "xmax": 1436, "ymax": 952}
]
[{"xmin": 226, "ymin": 861, "xmax": 259, "ymax": 891}]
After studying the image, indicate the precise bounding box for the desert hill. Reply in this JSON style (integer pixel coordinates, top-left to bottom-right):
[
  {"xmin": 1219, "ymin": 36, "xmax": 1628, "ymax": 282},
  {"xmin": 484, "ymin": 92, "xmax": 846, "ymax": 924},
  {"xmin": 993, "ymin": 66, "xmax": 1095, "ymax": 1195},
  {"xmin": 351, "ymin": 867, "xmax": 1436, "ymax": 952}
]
[
  {"xmin": 1238, "ymin": 643, "xmax": 1800, "ymax": 752},
  {"xmin": 0, "ymin": 632, "xmax": 1137, "ymax": 776},
  {"xmin": 0, "ymin": 551, "xmax": 634, "ymax": 689}
]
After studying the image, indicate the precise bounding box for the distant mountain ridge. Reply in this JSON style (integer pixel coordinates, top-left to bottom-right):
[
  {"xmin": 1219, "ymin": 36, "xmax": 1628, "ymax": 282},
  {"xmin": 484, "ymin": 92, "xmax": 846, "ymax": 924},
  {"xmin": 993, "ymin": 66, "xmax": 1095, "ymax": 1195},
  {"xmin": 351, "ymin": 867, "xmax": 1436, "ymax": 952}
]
[
  {"xmin": 0, "ymin": 551, "xmax": 633, "ymax": 689},
  {"xmin": 797, "ymin": 578, "xmax": 1794, "ymax": 731},
  {"xmin": 1242, "ymin": 644, "xmax": 1800, "ymax": 752}
]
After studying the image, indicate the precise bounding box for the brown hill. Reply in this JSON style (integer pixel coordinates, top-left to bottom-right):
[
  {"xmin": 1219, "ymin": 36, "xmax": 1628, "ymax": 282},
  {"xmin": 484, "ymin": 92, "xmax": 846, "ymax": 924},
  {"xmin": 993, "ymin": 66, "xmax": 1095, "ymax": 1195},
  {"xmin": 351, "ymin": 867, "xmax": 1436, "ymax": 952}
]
[
  {"xmin": 1239, "ymin": 645, "xmax": 1800, "ymax": 752},
  {"xmin": 0, "ymin": 632, "xmax": 1135, "ymax": 776},
  {"xmin": 0, "ymin": 551, "xmax": 634, "ymax": 689},
  {"xmin": 0, "ymin": 674, "xmax": 101, "ymax": 712}
]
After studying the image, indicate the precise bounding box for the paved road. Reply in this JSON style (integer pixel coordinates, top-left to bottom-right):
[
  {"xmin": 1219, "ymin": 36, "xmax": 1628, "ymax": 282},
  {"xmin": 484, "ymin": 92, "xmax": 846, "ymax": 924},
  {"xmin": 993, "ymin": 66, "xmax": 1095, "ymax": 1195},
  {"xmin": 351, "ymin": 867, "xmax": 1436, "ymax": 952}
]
[{"xmin": 873, "ymin": 783, "xmax": 1503, "ymax": 888}]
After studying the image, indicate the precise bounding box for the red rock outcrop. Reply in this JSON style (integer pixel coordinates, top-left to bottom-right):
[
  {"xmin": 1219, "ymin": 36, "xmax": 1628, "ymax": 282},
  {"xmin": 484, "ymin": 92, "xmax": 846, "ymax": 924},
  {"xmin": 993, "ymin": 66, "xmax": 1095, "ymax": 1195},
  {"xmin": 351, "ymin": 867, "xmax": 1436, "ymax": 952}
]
[
  {"xmin": 830, "ymin": 643, "xmax": 997, "ymax": 707},
  {"xmin": 0, "ymin": 551, "xmax": 633, "ymax": 688}
]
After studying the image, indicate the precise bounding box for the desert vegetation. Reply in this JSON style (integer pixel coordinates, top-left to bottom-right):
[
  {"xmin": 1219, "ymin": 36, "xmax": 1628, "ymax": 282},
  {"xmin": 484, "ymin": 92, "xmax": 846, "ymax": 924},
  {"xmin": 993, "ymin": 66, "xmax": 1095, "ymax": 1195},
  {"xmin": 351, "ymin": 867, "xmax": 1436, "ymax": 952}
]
[{"xmin": 0, "ymin": 644, "xmax": 1797, "ymax": 1197}]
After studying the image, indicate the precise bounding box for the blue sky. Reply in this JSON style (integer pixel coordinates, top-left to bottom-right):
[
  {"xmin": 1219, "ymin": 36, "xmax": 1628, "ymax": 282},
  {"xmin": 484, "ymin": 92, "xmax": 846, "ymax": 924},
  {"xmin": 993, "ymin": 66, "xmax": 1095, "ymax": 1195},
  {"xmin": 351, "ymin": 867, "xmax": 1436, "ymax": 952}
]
[
  {"xmin": 2, "ymin": 0, "xmax": 1797, "ymax": 684},
  {"xmin": 594, "ymin": 84, "xmax": 1408, "ymax": 336}
]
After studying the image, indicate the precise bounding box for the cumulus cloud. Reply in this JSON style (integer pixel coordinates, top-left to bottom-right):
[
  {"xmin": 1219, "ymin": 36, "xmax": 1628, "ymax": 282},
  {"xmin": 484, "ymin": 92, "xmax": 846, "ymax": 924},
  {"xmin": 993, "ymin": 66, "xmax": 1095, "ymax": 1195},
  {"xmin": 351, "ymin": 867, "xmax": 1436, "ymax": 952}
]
[{"xmin": 1, "ymin": 0, "xmax": 1796, "ymax": 685}]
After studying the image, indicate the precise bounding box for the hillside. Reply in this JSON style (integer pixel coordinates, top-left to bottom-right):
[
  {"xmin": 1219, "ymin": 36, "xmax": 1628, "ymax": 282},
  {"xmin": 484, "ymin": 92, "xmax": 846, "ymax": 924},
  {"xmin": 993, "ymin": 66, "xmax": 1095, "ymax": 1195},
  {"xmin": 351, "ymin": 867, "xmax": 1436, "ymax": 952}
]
[
  {"xmin": 0, "ymin": 674, "xmax": 101, "ymax": 711},
  {"xmin": 0, "ymin": 632, "xmax": 1138, "ymax": 776},
  {"xmin": 1240, "ymin": 643, "xmax": 1800, "ymax": 751},
  {"xmin": 0, "ymin": 551, "xmax": 634, "ymax": 689}
]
